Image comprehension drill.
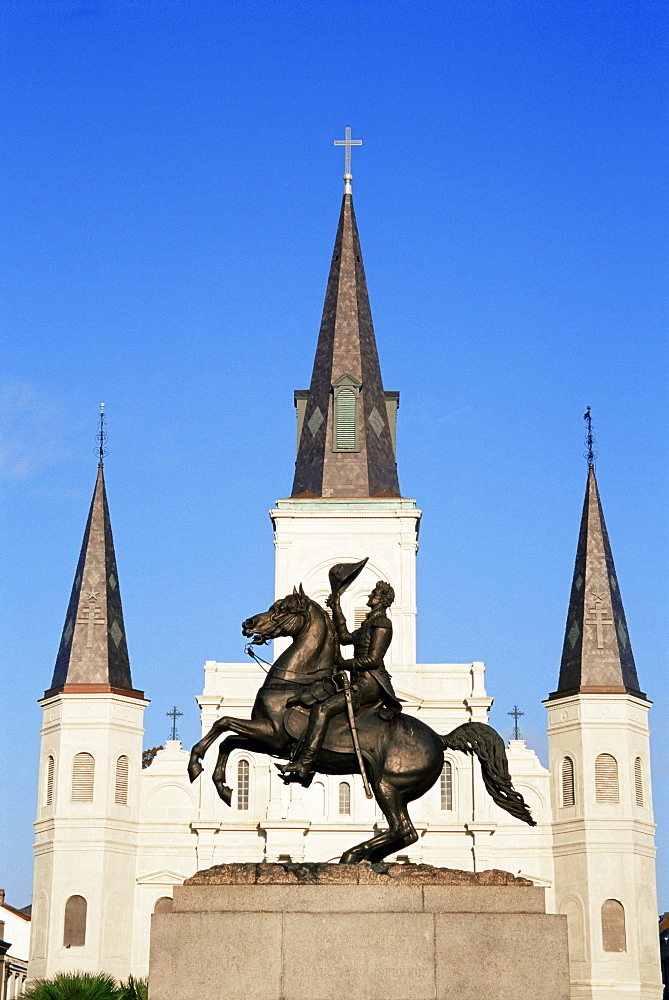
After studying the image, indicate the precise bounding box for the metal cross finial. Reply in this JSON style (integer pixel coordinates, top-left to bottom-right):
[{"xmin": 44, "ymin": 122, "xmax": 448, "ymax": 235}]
[
  {"xmin": 333, "ymin": 127, "xmax": 363, "ymax": 193},
  {"xmin": 583, "ymin": 406, "xmax": 597, "ymax": 467},
  {"xmin": 508, "ymin": 705, "xmax": 524, "ymax": 741},
  {"xmin": 167, "ymin": 706, "xmax": 183, "ymax": 741},
  {"xmin": 98, "ymin": 403, "xmax": 108, "ymax": 466}
]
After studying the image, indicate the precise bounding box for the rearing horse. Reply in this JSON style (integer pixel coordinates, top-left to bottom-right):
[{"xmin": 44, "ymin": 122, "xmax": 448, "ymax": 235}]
[{"xmin": 188, "ymin": 587, "xmax": 535, "ymax": 864}]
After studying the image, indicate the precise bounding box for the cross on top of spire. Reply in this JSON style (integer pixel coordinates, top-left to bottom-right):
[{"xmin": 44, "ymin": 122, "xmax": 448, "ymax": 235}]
[
  {"xmin": 333, "ymin": 127, "xmax": 363, "ymax": 193},
  {"xmin": 508, "ymin": 705, "xmax": 524, "ymax": 740},
  {"xmin": 167, "ymin": 705, "xmax": 183, "ymax": 741}
]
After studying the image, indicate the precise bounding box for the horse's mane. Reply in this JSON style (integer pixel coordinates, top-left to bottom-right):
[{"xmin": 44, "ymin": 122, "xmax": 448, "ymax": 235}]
[{"xmin": 311, "ymin": 597, "xmax": 336, "ymax": 644}]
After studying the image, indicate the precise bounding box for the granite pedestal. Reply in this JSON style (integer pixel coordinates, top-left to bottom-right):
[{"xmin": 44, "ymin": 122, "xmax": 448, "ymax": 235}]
[{"xmin": 148, "ymin": 863, "xmax": 569, "ymax": 1000}]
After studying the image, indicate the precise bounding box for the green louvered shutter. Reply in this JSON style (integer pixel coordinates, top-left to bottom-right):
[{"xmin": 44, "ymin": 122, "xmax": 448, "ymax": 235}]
[{"xmin": 335, "ymin": 388, "xmax": 357, "ymax": 450}]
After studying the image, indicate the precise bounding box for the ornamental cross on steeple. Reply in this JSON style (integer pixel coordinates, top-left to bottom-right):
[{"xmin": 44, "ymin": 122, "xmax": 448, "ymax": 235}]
[
  {"xmin": 508, "ymin": 705, "xmax": 524, "ymax": 740},
  {"xmin": 585, "ymin": 592, "xmax": 613, "ymax": 649},
  {"xmin": 167, "ymin": 705, "xmax": 183, "ymax": 741},
  {"xmin": 333, "ymin": 127, "xmax": 363, "ymax": 193}
]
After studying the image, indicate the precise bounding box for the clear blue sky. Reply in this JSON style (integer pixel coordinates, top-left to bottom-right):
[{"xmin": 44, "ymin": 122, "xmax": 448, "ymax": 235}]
[{"xmin": 1, "ymin": 0, "xmax": 667, "ymax": 909}]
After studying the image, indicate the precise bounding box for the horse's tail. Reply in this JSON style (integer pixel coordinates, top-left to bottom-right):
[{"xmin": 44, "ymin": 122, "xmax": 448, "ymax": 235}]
[{"xmin": 441, "ymin": 722, "xmax": 536, "ymax": 827}]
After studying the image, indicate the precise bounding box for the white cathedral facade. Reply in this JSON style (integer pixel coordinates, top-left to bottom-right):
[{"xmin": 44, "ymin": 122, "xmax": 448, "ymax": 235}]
[{"xmin": 29, "ymin": 180, "xmax": 662, "ymax": 999}]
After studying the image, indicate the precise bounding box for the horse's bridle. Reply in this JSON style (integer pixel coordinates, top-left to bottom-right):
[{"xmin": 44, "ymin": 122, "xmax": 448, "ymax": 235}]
[{"xmin": 247, "ymin": 602, "xmax": 310, "ymax": 646}]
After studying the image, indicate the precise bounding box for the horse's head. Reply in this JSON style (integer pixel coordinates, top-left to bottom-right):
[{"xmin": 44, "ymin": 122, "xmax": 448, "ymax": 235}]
[{"xmin": 242, "ymin": 585, "xmax": 312, "ymax": 644}]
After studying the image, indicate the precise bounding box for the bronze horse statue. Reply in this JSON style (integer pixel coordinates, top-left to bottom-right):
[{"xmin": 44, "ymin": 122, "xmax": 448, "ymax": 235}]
[{"xmin": 188, "ymin": 587, "xmax": 535, "ymax": 864}]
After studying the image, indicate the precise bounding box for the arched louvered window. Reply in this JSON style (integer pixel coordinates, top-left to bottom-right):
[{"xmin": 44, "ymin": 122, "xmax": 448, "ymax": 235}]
[
  {"xmin": 237, "ymin": 759, "xmax": 250, "ymax": 810},
  {"xmin": 440, "ymin": 762, "xmax": 453, "ymax": 810},
  {"xmin": 601, "ymin": 899, "xmax": 626, "ymax": 952},
  {"xmin": 634, "ymin": 758, "xmax": 644, "ymax": 807},
  {"xmin": 354, "ymin": 606, "xmax": 389, "ymax": 629},
  {"xmin": 334, "ymin": 387, "xmax": 358, "ymax": 451},
  {"xmin": 45, "ymin": 755, "xmax": 55, "ymax": 806},
  {"xmin": 63, "ymin": 895, "xmax": 87, "ymax": 947},
  {"xmin": 338, "ymin": 781, "xmax": 351, "ymax": 815},
  {"xmin": 311, "ymin": 781, "xmax": 325, "ymax": 816},
  {"xmin": 561, "ymin": 756, "xmax": 575, "ymax": 807},
  {"xmin": 153, "ymin": 897, "xmax": 173, "ymax": 914},
  {"xmin": 71, "ymin": 753, "xmax": 95, "ymax": 802},
  {"xmin": 353, "ymin": 608, "xmax": 368, "ymax": 628},
  {"xmin": 115, "ymin": 755, "xmax": 129, "ymax": 805},
  {"xmin": 595, "ymin": 754, "xmax": 619, "ymax": 803}
]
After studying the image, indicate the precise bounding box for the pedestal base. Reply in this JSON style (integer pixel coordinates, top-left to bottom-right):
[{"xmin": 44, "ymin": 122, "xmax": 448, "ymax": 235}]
[{"xmin": 148, "ymin": 863, "xmax": 569, "ymax": 1000}]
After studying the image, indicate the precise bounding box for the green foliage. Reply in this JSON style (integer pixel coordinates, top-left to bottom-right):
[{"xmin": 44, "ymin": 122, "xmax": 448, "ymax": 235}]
[
  {"xmin": 142, "ymin": 746, "xmax": 163, "ymax": 768},
  {"xmin": 117, "ymin": 977, "xmax": 148, "ymax": 1000},
  {"xmin": 23, "ymin": 973, "xmax": 149, "ymax": 1000},
  {"xmin": 23, "ymin": 972, "xmax": 118, "ymax": 1000}
]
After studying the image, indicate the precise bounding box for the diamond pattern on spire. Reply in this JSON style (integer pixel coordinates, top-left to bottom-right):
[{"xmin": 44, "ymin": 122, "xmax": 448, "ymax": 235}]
[
  {"xmin": 110, "ymin": 619, "xmax": 123, "ymax": 648},
  {"xmin": 368, "ymin": 406, "xmax": 385, "ymax": 437},
  {"xmin": 308, "ymin": 407, "xmax": 325, "ymax": 437}
]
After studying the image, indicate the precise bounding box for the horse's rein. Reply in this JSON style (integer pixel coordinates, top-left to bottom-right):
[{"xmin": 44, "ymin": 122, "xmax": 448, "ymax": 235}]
[{"xmin": 245, "ymin": 642, "xmax": 272, "ymax": 673}]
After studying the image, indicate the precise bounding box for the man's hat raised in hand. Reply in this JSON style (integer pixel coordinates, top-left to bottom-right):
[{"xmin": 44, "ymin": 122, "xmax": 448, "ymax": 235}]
[{"xmin": 328, "ymin": 557, "xmax": 369, "ymax": 597}]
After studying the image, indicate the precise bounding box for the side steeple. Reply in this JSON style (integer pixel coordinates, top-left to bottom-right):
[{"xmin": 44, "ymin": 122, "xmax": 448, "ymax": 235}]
[
  {"xmin": 46, "ymin": 416, "xmax": 141, "ymax": 698},
  {"xmin": 291, "ymin": 160, "xmax": 400, "ymax": 498},
  {"xmin": 550, "ymin": 420, "xmax": 643, "ymax": 700}
]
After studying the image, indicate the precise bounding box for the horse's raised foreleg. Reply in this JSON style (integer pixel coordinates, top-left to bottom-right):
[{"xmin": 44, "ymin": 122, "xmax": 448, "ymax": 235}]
[
  {"xmin": 340, "ymin": 780, "xmax": 418, "ymax": 865},
  {"xmin": 188, "ymin": 716, "xmax": 275, "ymax": 783},
  {"xmin": 212, "ymin": 735, "xmax": 269, "ymax": 806}
]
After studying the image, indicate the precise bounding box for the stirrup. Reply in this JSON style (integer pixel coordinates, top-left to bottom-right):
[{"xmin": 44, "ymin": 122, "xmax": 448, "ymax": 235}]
[{"xmin": 275, "ymin": 760, "xmax": 315, "ymax": 787}]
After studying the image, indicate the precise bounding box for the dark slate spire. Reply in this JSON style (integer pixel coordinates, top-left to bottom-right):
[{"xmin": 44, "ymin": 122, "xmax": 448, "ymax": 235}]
[
  {"xmin": 291, "ymin": 191, "xmax": 401, "ymax": 498},
  {"xmin": 46, "ymin": 463, "xmax": 142, "ymax": 699},
  {"xmin": 549, "ymin": 464, "xmax": 644, "ymax": 700}
]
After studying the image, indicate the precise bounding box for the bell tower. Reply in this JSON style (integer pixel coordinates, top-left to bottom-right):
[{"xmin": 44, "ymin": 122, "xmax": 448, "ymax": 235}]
[
  {"xmin": 29, "ymin": 418, "xmax": 148, "ymax": 982},
  {"xmin": 545, "ymin": 419, "xmax": 662, "ymax": 999}
]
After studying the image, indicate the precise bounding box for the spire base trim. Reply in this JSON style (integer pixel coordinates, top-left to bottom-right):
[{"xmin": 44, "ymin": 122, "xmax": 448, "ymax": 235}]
[
  {"xmin": 546, "ymin": 685, "xmax": 648, "ymax": 702},
  {"xmin": 42, "ymin": 683, "xmax": 146, "ymax": 701}
]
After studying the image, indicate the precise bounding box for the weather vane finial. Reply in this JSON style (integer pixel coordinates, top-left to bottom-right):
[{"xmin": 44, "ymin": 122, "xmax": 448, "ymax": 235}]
[
  {"xmin": 98, "ymin": 403, "xmax": 108, "ymax": 466},
  {"xmin": 583, "ymin": 406, "xmax": 597, "ymax": 467},
  {"xmin": 333, "ymin": 127, "xmax": 363, "ymax": 194}
]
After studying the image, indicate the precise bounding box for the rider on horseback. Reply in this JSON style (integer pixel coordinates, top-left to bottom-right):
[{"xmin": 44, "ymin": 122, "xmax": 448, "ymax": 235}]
[{"xmin": 278, "ymin": 580, "xmax": 401, "ymax": 786}]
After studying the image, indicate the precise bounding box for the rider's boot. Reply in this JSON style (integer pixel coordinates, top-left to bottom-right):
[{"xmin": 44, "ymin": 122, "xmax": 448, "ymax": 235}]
[{"xmin": 276, "ymin": 747, "xmax": 319, "ymax": 786}]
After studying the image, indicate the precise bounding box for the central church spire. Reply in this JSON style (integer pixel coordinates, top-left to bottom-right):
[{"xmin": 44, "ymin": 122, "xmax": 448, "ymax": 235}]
[{"xmin": 291, "ymin": 165, "xmax": 401, "ymax": 498}]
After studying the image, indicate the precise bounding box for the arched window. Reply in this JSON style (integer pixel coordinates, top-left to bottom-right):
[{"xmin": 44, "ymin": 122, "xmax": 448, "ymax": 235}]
[
  {"xmin": 115, "ymin": 755, "xmax": 129, "ymax": 805},
  {"xmin": 45, "ymin": 755, "xmax": 55, "ymax": 806},
  {"xmin": 595, "ymin": 754, "xmax": 619, "ymax": 803},
  {"xmin": 561, "ymin": 756, "xmax": 575, "ymax": 806},
  {"xmin": 634, "ymin": 757, "xmax": 644, "ymax": 807},
  {"xmin": 63, "ymin": 895, "xmax": 87, "ymax": 947},
  {"xmin": 71, "ymin": 753, "xmax": 95, "ymax": 802},
  {"xmin": 338, "ymin": 781, "xmax": 351, "ymax": 815},
  {"xmin": 153, "ymin": 897, "xmax": 173, "ymax": 914},
  {"xmin": 237, "ymin": 759, "xmax": 250, "ymax": 810},
  {"xmin": 601, "ymin": 899, "xmax": 626, "ymax": 952},
  {"xmin": 311, "ymin": 781, "xmax": 325, "ymax": 816},
  {"xmin": 334, "ymin": 387, "xmax": 358, "ymax": 451},
  {"xmin": 440, "ymin": 762, "xmax": 453, "ymax": 810}
]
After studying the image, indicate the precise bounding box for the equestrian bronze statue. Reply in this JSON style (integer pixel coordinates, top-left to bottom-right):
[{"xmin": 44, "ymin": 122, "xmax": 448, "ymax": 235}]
[{"xmin": 188, "ymin": 561, "xmax": 535, "ymax": 865}]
